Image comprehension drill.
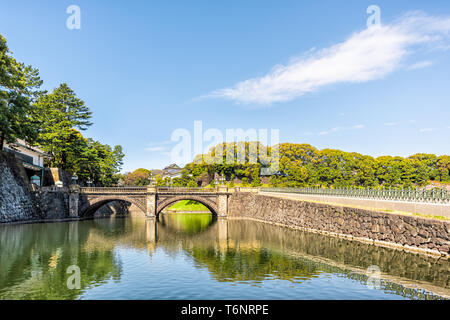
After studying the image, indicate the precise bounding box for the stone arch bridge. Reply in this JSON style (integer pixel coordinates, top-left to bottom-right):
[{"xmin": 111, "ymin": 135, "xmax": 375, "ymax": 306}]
[{"xmin": 69, "ymin": 186, "xmax": 231, "ymax": 218}]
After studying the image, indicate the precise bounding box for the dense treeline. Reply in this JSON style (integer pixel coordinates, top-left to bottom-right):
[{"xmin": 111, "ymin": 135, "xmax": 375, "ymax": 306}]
[
  {"xmin": 121, "ymin": 142, "xmax": 449, "ymax": 188},
  {"xmin": 0, "ymin": 34, "xmax": 124, "ymax": 186},
  {"xmin": 271, "ymin": 144, "xmax": 449, "ymax": 188},
  {"xmin": 183, "ymin": 142, "xmax": 450, "ymax": 188}
]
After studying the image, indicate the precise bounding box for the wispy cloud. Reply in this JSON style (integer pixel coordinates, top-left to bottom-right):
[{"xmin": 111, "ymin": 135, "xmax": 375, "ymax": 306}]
[
  {"xmin": 419, "ymin": 128, "xmax": 435, "ymax": 132},
  {"xmin": 407, "ymin": 60, "xmax": 434, "ymax": 70},
  {"xmin": 205, "ymin": 11, "xmax": 450, "ymax": 105},
  {"xmin": 147, "ymin": 140, "xmax": 173, "ymax": 146},
  {"xmin": 145, "ymin": 146, "xmax": 165, "ymax": 152},
  {"xmin": 145, "ymin": 139, "xmax": 175, "ymax": 152},
  {"xmin": 314, "ymin": 124, "xmax": 364, "ymax": 136}
]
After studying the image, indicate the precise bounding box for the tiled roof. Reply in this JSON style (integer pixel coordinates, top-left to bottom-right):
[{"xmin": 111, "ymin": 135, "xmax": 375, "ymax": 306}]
[{"xmin": 8, "ymin": 139, "xmax": 51, "ymax": 157}]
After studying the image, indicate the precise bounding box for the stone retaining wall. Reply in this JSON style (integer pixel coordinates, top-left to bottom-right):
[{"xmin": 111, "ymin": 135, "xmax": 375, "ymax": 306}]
[
  {"xmin": 33, "ymin": 188, "xmax": 70, "ymax": 220},
  {"xmin": 0, "ymin": 151, "xmax": 37, "ymax": 222},
  {"xmin": 1, "ymin": 150, "xmax": 129, "ymax": 223},
  {"xmin": 262, "ymin": 192, "xmax": 450, "ymax": 218},
  {"xmin": 228, "ymin": 192, "xmax": 450, "ymax": 256}
]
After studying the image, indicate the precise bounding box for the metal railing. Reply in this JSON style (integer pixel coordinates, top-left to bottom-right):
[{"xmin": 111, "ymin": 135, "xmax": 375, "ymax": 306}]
[
  {"xmin": 260, "ymin": 187, "xmax": 450, "ymax": 203},
  {"xmin": 156, "ymin": 187, "xmax": 219, "ymax": 193},
  {"xmin": 80, "ymin": 187, "xmax": 147, "ymax": 193}
]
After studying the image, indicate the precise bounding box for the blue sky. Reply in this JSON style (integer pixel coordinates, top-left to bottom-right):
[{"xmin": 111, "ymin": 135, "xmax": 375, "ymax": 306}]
[{"xmin": 1, "ymin": 0, "xmax": 450, "ymax": 172}]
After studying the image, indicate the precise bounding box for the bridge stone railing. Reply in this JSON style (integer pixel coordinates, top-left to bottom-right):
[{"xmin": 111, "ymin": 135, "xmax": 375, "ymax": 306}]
[
  {"xmin": 80, "ymin": 187, "xmax": 147, "ymax": 193},
  {"xmin": 80, "ymin": 186, "xmax": 224, "ymax": 194},
  {"xmin": 260, "ymin": 187, "xmax": 450, "ymax": 204},
  {"xmin": 156, "ymin": 187, "xmax": 221, "ymax": 193}
]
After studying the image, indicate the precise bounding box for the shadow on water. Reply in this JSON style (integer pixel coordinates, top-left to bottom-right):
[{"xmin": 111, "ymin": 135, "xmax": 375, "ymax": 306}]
[{"xmin": 0, "ymin": 214, "xmax": 448, "ymax": 299}]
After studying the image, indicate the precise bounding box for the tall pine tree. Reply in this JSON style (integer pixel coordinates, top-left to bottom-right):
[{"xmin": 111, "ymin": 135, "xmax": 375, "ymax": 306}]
[
  {"xmin": 0, "ymin": 34, "xmax": 43, "ymax": 149},
  {"xmin": 32, "ymin": 83, "xmax": 92, "ymax": 169}
]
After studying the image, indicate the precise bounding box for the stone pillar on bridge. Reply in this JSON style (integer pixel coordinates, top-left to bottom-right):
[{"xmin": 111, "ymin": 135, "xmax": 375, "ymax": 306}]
[
  {"xmin": 146, "ymin": 186, "xmax": 157, "ymax": 218},
  {"xmin": 68, "ymin": 185, "xmax": 80, "ymax": 218},
  {"xmin": 217, "ymin": 186, "xmax": 229, "ymax": 217}
]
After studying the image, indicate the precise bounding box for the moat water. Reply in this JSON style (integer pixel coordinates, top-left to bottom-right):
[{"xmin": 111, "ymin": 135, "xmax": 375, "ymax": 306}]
[{"xmin": 0, "ymin": 213, "xmax": 448, "ymax": 300}]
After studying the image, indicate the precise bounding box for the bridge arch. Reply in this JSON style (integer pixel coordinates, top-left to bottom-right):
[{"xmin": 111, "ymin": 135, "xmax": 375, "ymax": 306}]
[
  {"xmin": 80, "ymin": 195, "xmax": 147, "ymax": 217},
  {"xmin": 156, "ymin": 195, "xmax": 218, "ymax": 216}
]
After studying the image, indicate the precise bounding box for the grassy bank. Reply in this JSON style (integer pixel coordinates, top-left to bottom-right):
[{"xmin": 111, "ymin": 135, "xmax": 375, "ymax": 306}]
[{"xmin": 166, "ymin": 200, "xmax": 210, "ymax": 212}]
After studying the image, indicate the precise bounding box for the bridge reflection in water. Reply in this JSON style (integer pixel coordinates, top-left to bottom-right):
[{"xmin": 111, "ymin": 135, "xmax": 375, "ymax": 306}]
[{"xmin": 0, "ymin": 214, "xmax": 448, "ymax": 300}]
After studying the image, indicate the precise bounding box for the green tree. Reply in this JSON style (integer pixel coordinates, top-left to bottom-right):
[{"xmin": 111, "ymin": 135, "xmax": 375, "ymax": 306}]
[
  {"xmin": 250, "ymin": 165, "xmax": 262, "ymax": 186},
  {"xmin": 187, "ymin": 180, "xmax": 198, "ymax": 188},
  {"xmin": 32, "ymin": 83, "xmax": 92, "ymax": 169},
  {"xmin": 227, "ymin": 174, "xmax": 235, "ymax": 187},
  {"xmin": 122, "ymin": 168, "xmax": 151, "ymax": 186},
  {"xmin": 154, "ymin": 174, "xmax": 164, "ymax": 186},
  {"xmin": 0, "ymin": 34, "xmax": 43, "ymax": 149}
]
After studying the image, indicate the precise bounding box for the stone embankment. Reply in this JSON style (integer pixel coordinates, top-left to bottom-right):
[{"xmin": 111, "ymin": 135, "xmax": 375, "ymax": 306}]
[
  {"xmin": 0, "ymin": 151, "xmax": 128, "ymax": 223},
  {"xmin": 228, "ymin": 192, "xmax": 450, "ymax": 256},
  {"xmin": 0, "ymin": 151, "xmax": 38, "ymax": 223}
]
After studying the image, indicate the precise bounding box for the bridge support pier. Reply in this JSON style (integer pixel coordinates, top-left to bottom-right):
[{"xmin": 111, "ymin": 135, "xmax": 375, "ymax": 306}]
[
  {"xmin": 217, "ymin": 186, "xmax": 228, "ymax": 217},
  {"xmin": 146, "ymin": 186, "xmax": 157, "ymax": 218},
  {"xmin": 69, "ymin": 185, "xmax": 80, "ymax": 218}
]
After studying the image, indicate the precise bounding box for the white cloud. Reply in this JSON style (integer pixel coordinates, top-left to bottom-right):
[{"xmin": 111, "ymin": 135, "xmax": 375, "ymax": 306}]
[
  {"xmin": 407, "ymin": 60, "xmax": 434, "ymax": 70},
  {"xmin": 206, "ymin": 11, "xmax": 450, "ymax": 105}
]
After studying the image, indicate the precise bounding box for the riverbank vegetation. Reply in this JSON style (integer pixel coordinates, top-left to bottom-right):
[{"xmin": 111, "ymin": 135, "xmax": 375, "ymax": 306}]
[
  {"xmin": 121, "ymin": 141, "xmax": 449, "ymax": 189},
  {"xmin": 0, "ymin": 33, "xmax": 124, "ymax": 186}
]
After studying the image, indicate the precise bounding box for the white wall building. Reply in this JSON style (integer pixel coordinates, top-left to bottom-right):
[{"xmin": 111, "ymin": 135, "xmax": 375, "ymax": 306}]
[{"xmin": 3, "ymin": 139, "xmax": 51, "ymax": 186}]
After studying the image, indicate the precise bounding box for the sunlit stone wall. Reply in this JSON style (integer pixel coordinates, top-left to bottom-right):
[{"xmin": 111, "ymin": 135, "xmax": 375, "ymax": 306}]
[{"xmin": 228, "ymin": 192, "xmax": 450, "ymax": 256}]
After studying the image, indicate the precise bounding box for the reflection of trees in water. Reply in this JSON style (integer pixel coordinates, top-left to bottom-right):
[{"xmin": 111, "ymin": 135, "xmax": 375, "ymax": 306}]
[
  {"xmin": 149, "ymin": 216, "xmax": 450, "ymax": 298},
  {"xmin": 0, "ymin": 221, "xmax": 122, "ymax": 299},
  {"xmin": 159, "ymin": 213, "xmax": 215, "ymax": 235},
  {"xmin": 0, "ymin": 215, "xmax": 448, "ymax": 300},
  {"xmin": 187, "ymin": 246, "xmax": 321, "ymax": 283},
  {"xmin": 225, "ymin": 221, "xmax": 449, "ymax": 290}
]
